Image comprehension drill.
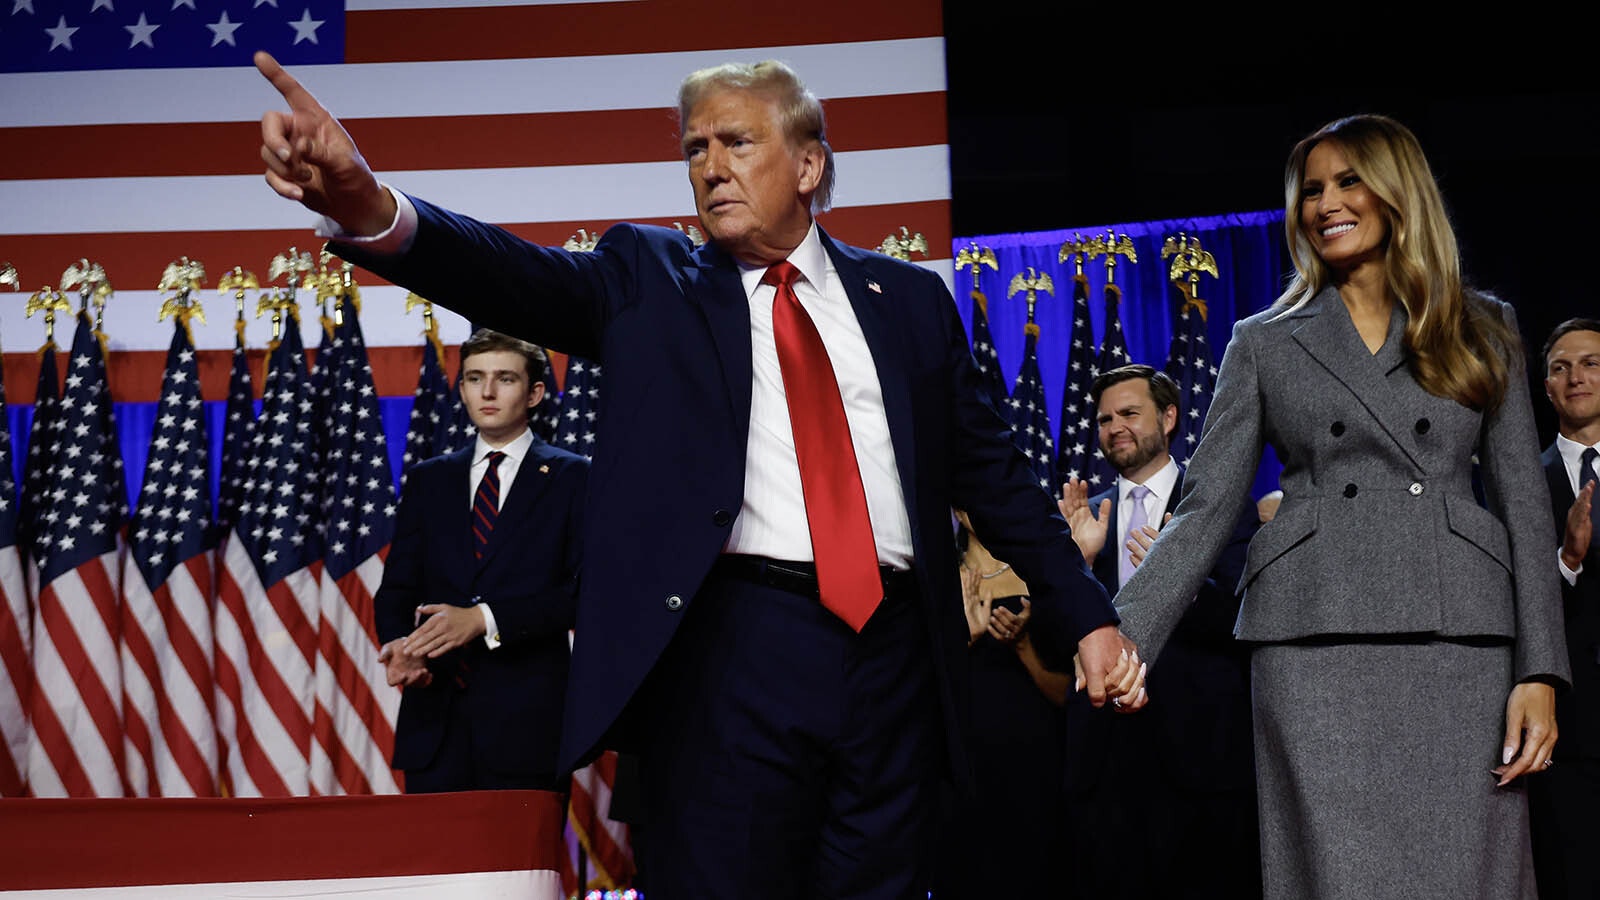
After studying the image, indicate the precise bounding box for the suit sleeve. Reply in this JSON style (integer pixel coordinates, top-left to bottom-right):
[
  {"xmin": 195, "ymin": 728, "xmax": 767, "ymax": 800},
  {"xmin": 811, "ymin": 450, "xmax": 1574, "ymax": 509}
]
[
  {"xmin": 932, "ymin": 272, "xmax": 1115, "ymax": 667},
  {"xmin": 1478, "ymin": 300, "xmax": 1570, "ymax": 686},
  {"xmin": 1169, "ymin": 497, "xmax": 1260, "ymax": 645},
  {"xmin": 1114, "ymin": 317, "xmax": 1267, "ymax": 664},
  {"xmin": 481, "ymin": 457, "xmax": 587, "ymax": 643},
  {"xmin": 373, "ymin": 466, "xmax": 429, "ymax": 646}
]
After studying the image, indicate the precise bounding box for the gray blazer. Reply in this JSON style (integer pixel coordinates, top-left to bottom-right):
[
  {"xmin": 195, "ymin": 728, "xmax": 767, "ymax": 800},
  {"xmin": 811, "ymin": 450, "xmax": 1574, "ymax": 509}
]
[{"xmin": 1115, "ymin": 286, "xmax": 1569, "ymax": 686}]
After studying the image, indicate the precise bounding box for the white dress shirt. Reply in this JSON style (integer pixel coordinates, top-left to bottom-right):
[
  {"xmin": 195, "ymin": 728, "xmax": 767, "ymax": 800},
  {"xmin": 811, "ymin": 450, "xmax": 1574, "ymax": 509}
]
[
  {"xmin": 1554, "ymin": 432, "xmax": 1599, "ymax": 585},
  {"xmin": 722, "ymin": 223, "xmax": 913, "ymax": 568},
  {"xmin": 465, "ymin": 428, "xmax": 535, "ymax": 649}
]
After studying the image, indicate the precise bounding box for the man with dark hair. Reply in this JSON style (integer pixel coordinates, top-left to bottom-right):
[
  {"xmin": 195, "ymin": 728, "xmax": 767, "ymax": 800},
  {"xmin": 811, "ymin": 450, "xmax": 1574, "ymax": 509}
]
[
  {"xmin": 1059, "ymin": 362, "xmax": 1261, "ymax": 899},
  {"xmin": 374, "ymin": 328, "xmax": 587, "ymax": 793},
  {"xmin": 254, "ymin": 52, "xmax": 1141, "ymax": 898},
  {"xmin": 1530, "ymin": 317, "xmax": 1600, "ymax": 899}
]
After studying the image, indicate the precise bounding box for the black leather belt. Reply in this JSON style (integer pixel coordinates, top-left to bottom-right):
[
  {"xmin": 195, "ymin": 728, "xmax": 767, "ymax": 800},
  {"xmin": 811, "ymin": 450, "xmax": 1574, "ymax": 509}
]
[{"xmin": 716, "ymin": 554, "xmax": 915, "ymax": 599}]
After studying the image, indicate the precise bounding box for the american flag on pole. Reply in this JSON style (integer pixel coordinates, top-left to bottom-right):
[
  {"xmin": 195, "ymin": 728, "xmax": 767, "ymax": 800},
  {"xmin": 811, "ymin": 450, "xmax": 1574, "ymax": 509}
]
[
  {"xmin": 968, "ymin": 290, "xmax": 1010, "ymax": 414},
  {"xmin": 26, "ymin": 309, "xmax": 129, "ymax": 798},
  {"xmin": 1054, "ymin": 273, "xmax": 1100, "ymax": 490},
  {"xmin": 121, "ymin": 312, "xmax": 218, "ymax": 797},
  {"xmin": 1162, "ymin": 283, "xmax": 1217, "ymax": 468},
  {"xmin": 1, "ymin": 1, "xmax": 953, "ymax": 394},
  {"xmin": 552, "ymin": 357, "xmax": 601, "ymax": 457},
  {"xmin": 400, "ymin": 307, "xmax": 451, "ymax": 477},
  {"xmin": 214, "ymin": 316, "xmax": 258, "ymax": 541},
  {"xmin": 214, "ymin": 321, "xmax": 322, "ymax": 797},
  {"xmin": 310, "ymin": 300, "xmax": 399, "ymax": 795},
  {"xmin": 18, "ymin": 337, "xmax": 62, "ymax": 567},
  {"xmin": 0, "ymin": 329, "xmax": 30, "ymax": 797},
  {"xmin": 1083, "ymin": 279, "xmax": 1132, "ymax": 488},
  {"xmin": 1005, "ymin": 321, "xmax": 1054, "ymax": 492}
]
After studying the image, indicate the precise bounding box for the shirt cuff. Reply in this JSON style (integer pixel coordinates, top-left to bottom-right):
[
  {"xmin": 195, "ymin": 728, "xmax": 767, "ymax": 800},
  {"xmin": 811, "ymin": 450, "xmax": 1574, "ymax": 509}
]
[
  {"xmin": 479, "ymin": 603, "xmax": 502, "ymax": 649},
  {"xmin": 1559, "ymin": 548, "xmax": 1582, "ymax": 586},
  {"xmin": 312, "ymin": 184, "xmax": 418, "ymax": 255}
]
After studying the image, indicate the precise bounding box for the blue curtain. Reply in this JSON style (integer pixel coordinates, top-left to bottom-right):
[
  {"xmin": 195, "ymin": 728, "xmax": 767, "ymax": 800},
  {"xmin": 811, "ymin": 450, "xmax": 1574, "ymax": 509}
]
[{"xmin": 952, "ymin": 210, "xmax": 1288, "ymax": 498}]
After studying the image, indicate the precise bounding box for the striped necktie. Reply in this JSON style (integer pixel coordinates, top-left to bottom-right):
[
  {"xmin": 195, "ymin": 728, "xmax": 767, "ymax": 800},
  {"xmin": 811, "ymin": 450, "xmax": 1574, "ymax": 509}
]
[{"xmin": 473, "ymin": 451, "xmax": 506, "ymax": 560}]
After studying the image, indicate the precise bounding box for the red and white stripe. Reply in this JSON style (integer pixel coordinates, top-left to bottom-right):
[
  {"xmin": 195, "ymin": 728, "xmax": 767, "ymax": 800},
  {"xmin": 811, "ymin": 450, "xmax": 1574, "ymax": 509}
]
[
  {"xmin": 0, "ymin": 542, "xmax": 30, "ymax": 796},
  {"xmin": 119, "ymin": 553, "xmax": 219, "ymax": 797},
  {"xmin": 212, "ymin": 536, "xmax": 321, "ymax": 797},
  {"xmin": 26, "ymin": 550, "xmax": 127, "ymax": 798},
  {"xmin": 569, "ymin": 750, "xmax": 634, "ymax": 888},
  {"xmin": 311, "ymin": 554, "xmax": 400, "ymax": 795}
]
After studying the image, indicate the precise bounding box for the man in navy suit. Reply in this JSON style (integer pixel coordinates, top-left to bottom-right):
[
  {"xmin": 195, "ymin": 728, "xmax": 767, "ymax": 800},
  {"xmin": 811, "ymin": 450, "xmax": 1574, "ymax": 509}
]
[
  {"xmin": 1059, "ymin": 364, "xmax": 1260, "ymax": 899},
  {"xmin": 254, "ymin": 53, "xmax": 1142, "ymax": 898},
  {"xmin": 1530, "ymin": 317, "xmax": 1600, "ymax": 899},
  {"xmin": 375, "ymin": 329, "xmax": 587, "ymax": 794}
]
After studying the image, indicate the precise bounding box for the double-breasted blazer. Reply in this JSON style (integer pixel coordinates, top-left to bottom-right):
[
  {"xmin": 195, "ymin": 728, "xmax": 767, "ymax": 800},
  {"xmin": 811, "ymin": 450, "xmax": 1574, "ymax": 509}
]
[
  {"xmin": 1114, "ymin": 286, "xmax": 1567, "ymax": 688},
  {"xmin": 373, "ymin": 436, "xmax": 588, "ymax": 780},
  {"xmin": 337, "ymin": 197, "xmax": 1117, "ymax": 780}
]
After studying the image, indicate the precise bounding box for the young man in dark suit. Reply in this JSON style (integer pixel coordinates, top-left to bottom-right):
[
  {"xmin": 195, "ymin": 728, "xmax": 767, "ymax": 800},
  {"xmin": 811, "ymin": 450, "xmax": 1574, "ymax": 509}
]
[
  {"xmin": 1058, "ymin": 364, "xmax": 1261, "ymax": 899},
  {"xmin": 375, "ymin": 329, "xmax": 588, "ymax": 793},
  {"xmin": 1531, "ymin": 317, "xmax": 1600, "ymax": 899}
]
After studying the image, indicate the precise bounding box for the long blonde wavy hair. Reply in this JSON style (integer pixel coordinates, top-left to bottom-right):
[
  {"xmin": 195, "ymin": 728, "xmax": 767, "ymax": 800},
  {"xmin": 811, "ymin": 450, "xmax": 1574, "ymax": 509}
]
[{"xmin": 1276, "ymin": 114, "xmax": 1514, "ymax": 411}]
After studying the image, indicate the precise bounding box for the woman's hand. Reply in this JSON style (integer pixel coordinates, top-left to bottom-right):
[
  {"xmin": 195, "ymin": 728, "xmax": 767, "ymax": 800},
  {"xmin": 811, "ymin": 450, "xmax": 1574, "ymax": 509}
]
[{"xmin": 1494, "ymin": 681, "xmax": 1558, "ymax": 786}]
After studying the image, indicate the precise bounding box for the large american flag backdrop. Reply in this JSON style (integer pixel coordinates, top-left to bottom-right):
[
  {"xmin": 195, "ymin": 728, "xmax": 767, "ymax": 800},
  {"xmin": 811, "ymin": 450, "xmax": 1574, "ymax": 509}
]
[{"xmin": 0, "ymin": 0, "xmax": 951, "ymax": 892}]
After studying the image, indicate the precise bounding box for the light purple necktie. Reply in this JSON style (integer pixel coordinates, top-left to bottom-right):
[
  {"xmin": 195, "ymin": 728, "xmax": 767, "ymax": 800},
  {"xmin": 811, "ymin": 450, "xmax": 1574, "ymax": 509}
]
[{"xmin": 1120, "ymin": 484, "xmax": 1152, "ymax": 588}]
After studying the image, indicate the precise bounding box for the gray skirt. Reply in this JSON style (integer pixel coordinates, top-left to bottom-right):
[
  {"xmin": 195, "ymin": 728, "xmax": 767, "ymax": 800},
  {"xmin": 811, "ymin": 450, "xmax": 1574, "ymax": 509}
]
[{"xmin": 1252, "ymin": 639, "xmax": 1536, "ymax": 900}]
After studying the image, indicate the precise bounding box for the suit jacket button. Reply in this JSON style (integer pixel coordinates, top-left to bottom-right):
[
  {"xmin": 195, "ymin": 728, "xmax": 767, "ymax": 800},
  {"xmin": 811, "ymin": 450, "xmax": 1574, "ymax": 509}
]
[
  {"xmin": 712, "ymin": 509, "xmax": 733, "ymax": 527},
  {"xmin": 1415, "ymin": 418, "xmax": 1430, "ymax": 434},
  {"xmin": 1409, "ymin": 482, "xmax": 1424, "ymax": 496},
  {"xmin": 1330, "ymin": 421, "xmax": 1345, "ymax": 436},
  {"xmin": 665, "ymin": 594, "xmax": 684, "ymax": 611},
  {"xmin": 1343, "ymin": 483, "xmax": 1358, "ymax": 498}
]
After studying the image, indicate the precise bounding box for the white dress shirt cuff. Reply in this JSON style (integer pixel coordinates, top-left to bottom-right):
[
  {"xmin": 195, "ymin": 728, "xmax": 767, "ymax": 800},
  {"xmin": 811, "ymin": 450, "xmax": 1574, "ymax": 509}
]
[
  {"xmin": 312, "ymin": 184, "xmax": 419, "ymax": 255},
  {"xmin": 479, "ymin": 604, "xmax": 502, "ymax": 649},
  {"xmin": 1559, "ymin": 548, "xmax": 1582, "ymax": 586}
]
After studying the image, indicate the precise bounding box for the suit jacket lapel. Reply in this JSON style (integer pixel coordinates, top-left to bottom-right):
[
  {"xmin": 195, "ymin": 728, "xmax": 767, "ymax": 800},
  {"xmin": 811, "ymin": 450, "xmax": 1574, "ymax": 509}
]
[
  {"xmin": 1544, "ymin": 443, "xmax": 1576, "ymax": 513},
  {"xmin": 1089, "ymin": 488, "xmax": 1120, "ymax": 592},
  {"xmin": 820, "ymin": 230, "xmax": 921, "ymax": 538},
  {"xmin": 688, "ymin": 242, "xmax": 754, "ymax": 442},
  {"xmin": 1290, "ymin": 287, "xmax": 1424, "ymax": 469}
]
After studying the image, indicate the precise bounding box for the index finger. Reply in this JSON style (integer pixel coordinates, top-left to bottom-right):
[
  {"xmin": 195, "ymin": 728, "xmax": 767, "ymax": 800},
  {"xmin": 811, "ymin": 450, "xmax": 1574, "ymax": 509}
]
[{"xmin": 254, "ymin": 50, "xmax": 322, "ymax": 113}]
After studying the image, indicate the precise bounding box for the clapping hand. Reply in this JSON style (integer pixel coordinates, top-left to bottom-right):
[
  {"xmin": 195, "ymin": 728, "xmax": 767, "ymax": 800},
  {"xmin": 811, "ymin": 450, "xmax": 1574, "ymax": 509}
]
[
  {"xmin": 1561, "ymin": 481, "xmax": 1594, "ymax": 573},
  {"xmin": 377, "ymin": 639, "xmax": 432, "ymax": 689},
  {"xmin": 1059, "ymin": 478, "xmax": 1111, "ymax": 565},
  {"xmin": 1125, "ymin": 513, "xmax": 1173, "ymax": 569}
]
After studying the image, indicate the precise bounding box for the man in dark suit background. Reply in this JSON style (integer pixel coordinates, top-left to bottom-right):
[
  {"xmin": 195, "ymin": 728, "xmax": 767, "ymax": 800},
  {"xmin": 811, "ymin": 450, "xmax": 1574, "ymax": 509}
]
[
  {"xmin": 254, "ymin": 52, "xmax": 1144, "ymax": 899},
  {"xmin": 1531, "ymin": 317, "xmax": 1600, "ymax": 899},
  {"xmin": 1058, "ymin": 364, "xmax": 1260, "ymax": 899},
  {"xmin": 376, "ymin": 328, "xmax": 587, "ymax": 794}
]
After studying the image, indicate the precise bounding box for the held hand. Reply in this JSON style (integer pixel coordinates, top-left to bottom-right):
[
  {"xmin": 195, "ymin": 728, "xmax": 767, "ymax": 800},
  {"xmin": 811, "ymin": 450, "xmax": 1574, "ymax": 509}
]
[
  {"xmin": 404, "ymin": 603, "xmax": 488, "ymax": 659},
  {"xmin": 1494, "ymin": 682, "xmax": 1558, "ymax": 786},
  {"xmin": 1562, "ymin": 481, "xmax": 1594, "ymax": 571},
  {"xmin": 255, "ymin": 51, "xmax": 396, "ymax": 235},
  {"xmin": 1076, "ymin": 624, "xmax": 1145, "ymax": 709},
  {"xmin": 377, "ymin": 639, "xmax": 432, "ymax": 689}
]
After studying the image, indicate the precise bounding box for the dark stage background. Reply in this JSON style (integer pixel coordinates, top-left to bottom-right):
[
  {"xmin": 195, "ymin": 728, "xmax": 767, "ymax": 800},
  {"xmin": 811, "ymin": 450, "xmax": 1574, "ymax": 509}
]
[{"xmin": 940, "ymin": 13, "xmax": 1600, "ymax": 445}]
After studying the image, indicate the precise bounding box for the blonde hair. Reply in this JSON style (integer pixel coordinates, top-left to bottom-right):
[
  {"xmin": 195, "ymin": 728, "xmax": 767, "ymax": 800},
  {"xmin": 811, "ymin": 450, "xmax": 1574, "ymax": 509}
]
[
  {"xmin": 677, "ymin": 60, "xmax": 835, "ymax": 214},
  {"xmin": 1276, "ymin": 114, "xmax": 1513, "ymax": 410}
]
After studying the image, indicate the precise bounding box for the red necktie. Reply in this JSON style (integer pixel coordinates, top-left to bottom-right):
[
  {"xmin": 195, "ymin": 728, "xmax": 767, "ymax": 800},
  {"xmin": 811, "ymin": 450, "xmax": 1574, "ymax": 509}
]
[{"xmin": 764, "ymin": 260, "xmax": 882, "ymax": 631}]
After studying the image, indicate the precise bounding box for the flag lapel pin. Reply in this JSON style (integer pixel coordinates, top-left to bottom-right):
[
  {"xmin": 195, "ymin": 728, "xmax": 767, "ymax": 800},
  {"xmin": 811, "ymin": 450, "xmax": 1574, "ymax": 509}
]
[{"xmin": 867, "ymin": 280, "xmax": 882, "ymax": 294}]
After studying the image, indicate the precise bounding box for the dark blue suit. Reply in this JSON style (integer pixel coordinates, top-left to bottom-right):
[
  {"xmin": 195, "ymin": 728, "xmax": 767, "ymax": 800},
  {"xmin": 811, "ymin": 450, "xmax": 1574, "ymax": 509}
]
[
  {"xmin": 337, "ymin": 202, "xmax": 1114, "ymax": 898},
  {"xmin": 373, "ymin": 436, "xmax": 587, "ymax": 791},
  {"xmin": 1063, "ymin": 473, "xmax": 1260, "ymax": 899},
  {"xmin": 1529, "ymin": 444, "xmax": 1600, "ymax": 899}
]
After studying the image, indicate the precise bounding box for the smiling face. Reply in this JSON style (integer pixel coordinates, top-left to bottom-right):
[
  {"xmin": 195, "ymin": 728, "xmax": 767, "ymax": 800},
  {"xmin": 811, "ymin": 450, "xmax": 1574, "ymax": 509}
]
[
  {"xmin": 1546, "ymin": 328, "xmax": 1600, "ymax": 434},
  {"xmin": 1299, "ymin": 140, "xmax": 1390, "ymax": 277},
  {"xmin": 459, "ymin": 349, "xmax": 544, "ymax": 445},
  {"xmin": 682, "ymin": 87, "xmax": 823, "ymax": 265}
]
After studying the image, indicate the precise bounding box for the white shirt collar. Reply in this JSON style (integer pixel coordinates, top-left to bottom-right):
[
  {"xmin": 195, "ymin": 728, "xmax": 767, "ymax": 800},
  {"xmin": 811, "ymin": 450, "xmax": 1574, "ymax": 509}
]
[
  {"xmin": 737, "ymin": 222, "xmax": 825, "ymax": 298},
  {"xmin": 1118, "ymin": 455, "xmax": 1180, "ymax": 508},
  {"xmin": 474, "ymin": 427, "xmax": 534, "ymax": 467}
]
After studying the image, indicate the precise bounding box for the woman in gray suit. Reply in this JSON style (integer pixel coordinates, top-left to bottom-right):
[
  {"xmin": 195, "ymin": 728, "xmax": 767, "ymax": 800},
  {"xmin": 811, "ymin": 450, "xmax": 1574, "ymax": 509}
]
[{"xmin": 1113, "ymin": 114, "xmax": 1569, "ymax": 898}]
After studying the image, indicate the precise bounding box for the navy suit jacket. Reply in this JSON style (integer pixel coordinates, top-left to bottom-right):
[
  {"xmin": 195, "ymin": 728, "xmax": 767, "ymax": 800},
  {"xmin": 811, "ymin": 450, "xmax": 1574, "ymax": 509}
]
[
  {"xmin": 1542, "ymin": 443, "xmax": 1600, "ymax": 759},
  {"xmin": 1065, "ymin": 472, "xmax": 1257, "ymax": 792},
  {"xmin": 373, "ymin": 434, "xmax": 587, "ymax": 779},
  {"xmin": 337, "ymin": 199, "xmax": 1116, "ymax": 781}
]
